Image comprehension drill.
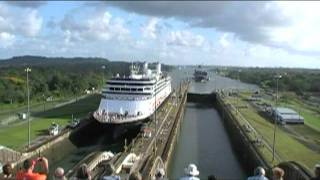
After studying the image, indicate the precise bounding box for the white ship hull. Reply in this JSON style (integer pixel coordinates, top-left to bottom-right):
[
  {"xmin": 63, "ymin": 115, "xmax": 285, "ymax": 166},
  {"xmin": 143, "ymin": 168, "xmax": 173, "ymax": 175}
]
[{"xmin": 94, "ymin": 85, "xmax": 171, "ymax": 124}]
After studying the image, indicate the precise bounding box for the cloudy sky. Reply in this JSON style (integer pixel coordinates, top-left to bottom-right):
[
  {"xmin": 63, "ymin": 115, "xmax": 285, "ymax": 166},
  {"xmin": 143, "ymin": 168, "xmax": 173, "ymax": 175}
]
[{"xmin": 0, "ymin": 1, "xmax": 320, "ymax": 68}]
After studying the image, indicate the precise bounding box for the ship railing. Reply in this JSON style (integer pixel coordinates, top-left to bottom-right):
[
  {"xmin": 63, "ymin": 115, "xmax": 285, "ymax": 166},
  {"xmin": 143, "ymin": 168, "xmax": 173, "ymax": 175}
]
[{"xmin": 94, "ymin": 111, "xmax": 144, "ymax": 123}]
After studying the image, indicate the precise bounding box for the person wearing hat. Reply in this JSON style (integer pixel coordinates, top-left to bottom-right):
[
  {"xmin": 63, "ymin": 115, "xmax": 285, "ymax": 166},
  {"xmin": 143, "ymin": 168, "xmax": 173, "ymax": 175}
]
[
  {"xmin": 180, "ymin": 164, "xmax": 200, "ymax": 180},
  {"xmin": 311, "ymin": 164, "xmax": 320, "ymax": 180},
  {"xmin": 53, "ymin": 167, "xmax": 67, "ymax": 180},
  {"xmin": 154, "ymin": 168, "xmax": 166, "ymax": 180},
  {"xmin": 247, "ymin": 166, "xmax": 268, "ymax": 180}
]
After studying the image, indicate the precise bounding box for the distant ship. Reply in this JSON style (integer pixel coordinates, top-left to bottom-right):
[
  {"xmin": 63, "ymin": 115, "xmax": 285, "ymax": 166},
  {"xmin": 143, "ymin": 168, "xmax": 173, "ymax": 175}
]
[
  {"xmin": 93, "ymin": 62, "xmax": 172, "ymax": 125},
  {"xmin": 193, "ymin": 65, "xmax": 209, "ymax": 82}
]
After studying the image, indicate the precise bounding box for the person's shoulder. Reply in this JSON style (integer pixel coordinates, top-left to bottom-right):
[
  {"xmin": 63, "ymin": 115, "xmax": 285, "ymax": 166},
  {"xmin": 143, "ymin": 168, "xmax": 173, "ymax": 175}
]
[
  {"xmin": 30, "ymin": 172, "xmax": 47, "ymax": 180},
  {"xmin": 179, "ymin": 177, "xmax": 199, "ymax": 180},
  {"xmin": 247, "ymin": 176, "xmax": 265, "ymax": 180}
]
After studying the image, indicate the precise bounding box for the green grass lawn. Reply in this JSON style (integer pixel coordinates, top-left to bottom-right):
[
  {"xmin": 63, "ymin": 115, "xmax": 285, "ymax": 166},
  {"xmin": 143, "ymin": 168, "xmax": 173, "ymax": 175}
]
[
  {"xmin": 0, "ymin": 94, "xmax": 101, "ymax": 150},
  {"xmin": 225, "ymin": 95, "xmax": 320, "ymax": 170}
]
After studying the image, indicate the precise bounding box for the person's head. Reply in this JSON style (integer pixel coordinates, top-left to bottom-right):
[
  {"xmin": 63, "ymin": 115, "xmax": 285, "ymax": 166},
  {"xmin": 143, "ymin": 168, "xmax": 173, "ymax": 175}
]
[
  {"xmin": 315, "ymin": 164, "xmax": 320, "ymax": 177},
  {"xmin": 272, "ymin": 167, "xmax": 284, "ymax": 180},
  {"xmin": 104, "ymin": 163, "xmax": 115, "ymax": 176},
  {"xmin": 184, "ymin": 164, "xmax": 199, "ymax": 177},
  {"xmin": 155, "ymin": 168, "xmax": 165, "ymax": 179},
  {"xmin": 54, "ymin": 167, "xmax": 66, "ymax": 180},
  {"xmin": 23, "ymin": 158, "xmax": 35, "ymax": 171},
  {"xmin": 208, "ymin": 174, "xmax": 217, "ymax": 180},
  {"xmin": 254, "ymin": 166, "xmax": 266, "ymax": 176},
  {"xmin": 76, "ymin": 164, "xmax": 91, "ymax": 180},
  {"xmin": 2, "ymin": 163, "xmax": 14, "ymax": 177},
  {"xmin": 128, "ymin": 171, "xmax": 142, "ymax": 180}
]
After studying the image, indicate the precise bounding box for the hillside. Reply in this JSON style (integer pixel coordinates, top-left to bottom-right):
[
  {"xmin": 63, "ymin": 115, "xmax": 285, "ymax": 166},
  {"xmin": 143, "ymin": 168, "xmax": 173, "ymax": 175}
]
[{"xmin": 0, "ymin": 55, "xmax": 173, "ymax": 105}]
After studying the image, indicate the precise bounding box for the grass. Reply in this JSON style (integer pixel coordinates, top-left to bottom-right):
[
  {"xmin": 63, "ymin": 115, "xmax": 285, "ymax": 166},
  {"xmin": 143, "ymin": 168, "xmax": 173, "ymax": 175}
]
[
  {"xmin": 225, "ymin": 95, "xmax": 320, "ymax": 170},
  {"xmin": 0, "ymin": 94, "xmax": 101, "ymax": 150},
  {"xmin": 259, "ymin": 91, "xmax": 320, "ymax": 132}
]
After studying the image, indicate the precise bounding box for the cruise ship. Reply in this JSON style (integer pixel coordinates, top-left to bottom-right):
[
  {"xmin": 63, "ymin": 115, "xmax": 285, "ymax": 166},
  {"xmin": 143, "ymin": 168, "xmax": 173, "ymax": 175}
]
[{"xmin": 93, "ymin": 62, "xmax": 172, "ymax": 125}]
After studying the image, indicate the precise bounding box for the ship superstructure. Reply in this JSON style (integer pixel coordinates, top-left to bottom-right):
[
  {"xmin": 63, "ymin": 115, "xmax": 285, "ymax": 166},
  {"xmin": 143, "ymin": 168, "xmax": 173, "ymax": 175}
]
[
  {"xmin": 193, "ymin": 65, "xmax": 209, "ymax": 82},
  {"xmin": 93, "ymin": 62, "xmax": 171, "ymax": 124}
]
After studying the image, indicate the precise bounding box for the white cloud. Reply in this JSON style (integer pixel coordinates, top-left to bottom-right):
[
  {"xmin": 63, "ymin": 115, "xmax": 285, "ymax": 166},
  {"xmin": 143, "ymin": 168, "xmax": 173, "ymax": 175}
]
[
  {"xmin": 0, "ymin": 32, "xmax": 15, "ymax": 48},
  {"xmin": 166, "ymin": 30, "xmax": 205, "ymax": 47},
  {"xmin": 141, "ymin": 17, "xmax": 159, "ymax": 39},
  {"xmin": 60, "ymin": 9, "xmax": 129, "ymax": 43},
  {"xmin": 219, "ymin": 33, "xmax": 230, "ymax": 48},
  {"xmin": 267, "ymin": 2, "xmax": 320, "ymax": 55},
  {"xmin": 0, "ymin": 3, "xmax": 43, "ymax": 37}
]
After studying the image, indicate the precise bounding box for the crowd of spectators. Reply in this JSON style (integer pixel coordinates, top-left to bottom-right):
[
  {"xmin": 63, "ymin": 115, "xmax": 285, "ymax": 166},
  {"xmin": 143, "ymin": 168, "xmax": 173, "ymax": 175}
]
[{"xmin": 1, "ymin": 158, "xmax": 320, "ymax": 180}]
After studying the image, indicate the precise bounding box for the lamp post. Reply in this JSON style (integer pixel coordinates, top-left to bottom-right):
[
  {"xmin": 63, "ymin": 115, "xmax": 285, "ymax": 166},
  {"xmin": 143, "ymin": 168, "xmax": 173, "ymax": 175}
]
[
  {"xmin": 272, "ymin": 74, "xmax": 282, "ymax": 162},
  {"xmin": 154, "ymin": 75, "xmax": 158, "ymax": 154},
  {"xmin": 101, "ymin": 65, "xmax": 106, "ymax": 90},
  {"xmin": 42, "ymin": 94, "xmax": 46, "ymax": 112},
  {"xmin": 25, "ymin": 67, "xmax": 31, "ymax": 148},
  {"xmin": 236, "ymin": 69, "xmax": 241, "ymax": 114}
]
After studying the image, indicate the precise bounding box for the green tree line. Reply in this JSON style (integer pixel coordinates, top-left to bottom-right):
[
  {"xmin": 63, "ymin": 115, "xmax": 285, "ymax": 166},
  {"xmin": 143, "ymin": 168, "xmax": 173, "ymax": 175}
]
[
  {"xmin": 223, "ymin": 68, "xmax": 320, "ymax": 96},
  {"xmin": 0, "ymin": 56, "xmax": 173, "ymax": 105}
]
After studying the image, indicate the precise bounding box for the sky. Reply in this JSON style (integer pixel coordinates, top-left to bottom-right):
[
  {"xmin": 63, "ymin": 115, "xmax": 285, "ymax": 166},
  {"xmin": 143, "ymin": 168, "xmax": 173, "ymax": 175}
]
[{"xmin": 0, "ymin": 1, "xmax": 320, "ymax": 68}]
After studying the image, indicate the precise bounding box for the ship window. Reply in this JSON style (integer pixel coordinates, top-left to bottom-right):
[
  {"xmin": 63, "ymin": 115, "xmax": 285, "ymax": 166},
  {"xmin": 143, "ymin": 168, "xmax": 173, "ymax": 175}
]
[
  {"xmin": 131, "ymin": 88, "xmax": 137, "ymax": 91},
  {"xmin": 145, "ymin": 87, "xmax": 151, "ymax": 90},
  {"xmin": 138, "ymin": 88, "xmax": 143, "ymax": 91},
  {"xmin": 115, "ymin": 87, "xmax": 120, "ymax": 91},
  {"xmin": 110, "ymin": 87, "xmax": 115, "ymax": 90}
]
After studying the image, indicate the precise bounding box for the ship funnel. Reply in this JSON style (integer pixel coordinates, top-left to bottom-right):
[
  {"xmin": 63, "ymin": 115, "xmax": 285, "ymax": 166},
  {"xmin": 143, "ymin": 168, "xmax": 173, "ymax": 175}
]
[
  {"xmin": 156, "ymin": 63, "xmax": 161, "ymax": 74},
  {"xmin": 143, "ymin": 62, "xmax": 148, "ymax": 74}
]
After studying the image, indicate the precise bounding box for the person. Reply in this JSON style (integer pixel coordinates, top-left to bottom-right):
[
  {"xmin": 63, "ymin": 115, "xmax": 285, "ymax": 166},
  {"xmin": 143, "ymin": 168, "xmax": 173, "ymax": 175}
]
[
  {"xmin": 207, "ymin": 175, "xmax": 217, "ymax": 180},
  {"xmin": 154, "ymin": 168, "xmax": 165, "ymax": 180},
  {"xmin": 272, "ymin": 167, "xmax": 284, "ymax": 180},
  {"xmin": 101, "ymin": 163, "xmax": 120, "ymax": 180},
  {"xmin": 180, "ymin": 164, "xmax": 200, "ymax": 180},
  {"xmin": 16, "ymin": 157, "xmax": 49, "ymax": 180},
  {"xmin": 53, "ymin": 167, "xmax": 67, "ymax": 180},
  {"xmin": 1, "ymin": 163, "xmax": 15, "ymax": 179},
  {"xmin": 128, "ymin": 171, "xmax": 142, "ymax": 180},
  {"xmin": 311, "ymin": 164, "xmax": 320, "ymax": 180},
  {"xmin": 75, "ymin": 164, "xmax": 91, "ymax": 180},
  {"xmin": 247, "ymin": 166, "xmax": 268, "ymax": 180}
]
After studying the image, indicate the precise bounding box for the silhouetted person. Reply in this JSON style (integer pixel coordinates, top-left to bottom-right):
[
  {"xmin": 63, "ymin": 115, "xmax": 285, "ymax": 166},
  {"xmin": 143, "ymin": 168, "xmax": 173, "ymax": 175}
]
[
  {"xmin": 101, "ymin": 163, "xmax": 120, "ymax": 180},
  {"xmin": 16, "ymin": 157, "xmax": 49, "ymax": 180},
  {"xmin": 180, "ymin": 164, "xmax": 200, "ymax": 180},
  {"xmin": 247, "ymin": 166, "xmax": 268, "ymax": 180},
  {"xmin": 54, "ymin": 167, "xmax": 67, "ymax": 180},
  {"xmin": 208, "ymin": 175, "xmax": 217, "ymax": 180},
  {"xmin": 1, "ymin": 163, "xmax": 15, "ymax": 179},
  {"xmin": 128, "ymin": 171, "xmax": 142, "ymax": 180},
  {"xmin": 272, "ymin": 167, "xmax": 284, "ymax": 180},
  {"xmin": 311, "ymin": 164, "xmax": 320, "ymax": 180},
  {"xmin": 74, "ymin": 164, "xmax": 91, "ymax": 180}
]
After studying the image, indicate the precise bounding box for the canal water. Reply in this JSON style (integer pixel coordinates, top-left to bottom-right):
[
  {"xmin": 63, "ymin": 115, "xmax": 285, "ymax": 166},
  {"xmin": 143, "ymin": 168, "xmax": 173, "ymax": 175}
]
[
  {"xmin": 46, "ymin": 66, "xmax": 257, "ymax": 179},
  {"xmin": 168, "ymin": 67, "xmax": 258, "ymax": 179}
]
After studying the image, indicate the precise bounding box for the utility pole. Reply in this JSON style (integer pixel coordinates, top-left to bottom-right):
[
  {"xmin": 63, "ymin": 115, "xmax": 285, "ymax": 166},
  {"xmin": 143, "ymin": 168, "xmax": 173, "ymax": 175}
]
[
  {"xmin": 25, "ymin": 67, "xmax": 31, "ymax": 148},
  {"xmin": 101, "ymin": 65, "xmax": 106, "ymax": 90},
  {"xmin": 154, "ymin": 74, "xmax": 158, "ymax": 154},
  {"xmin": 272, "ymin": 75, "xmax": 282, "ymax": 162}
]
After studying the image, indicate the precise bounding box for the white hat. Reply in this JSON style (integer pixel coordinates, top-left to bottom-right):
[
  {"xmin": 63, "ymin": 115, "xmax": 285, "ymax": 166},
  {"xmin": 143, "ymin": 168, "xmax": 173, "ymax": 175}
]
[
  {"xmin": 184, "ymin": 164, "xmax": 199, "ymax": 176},
  {"xmin": 155, "ymin": 168, "xmax": 165, "ymax": 178}
]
